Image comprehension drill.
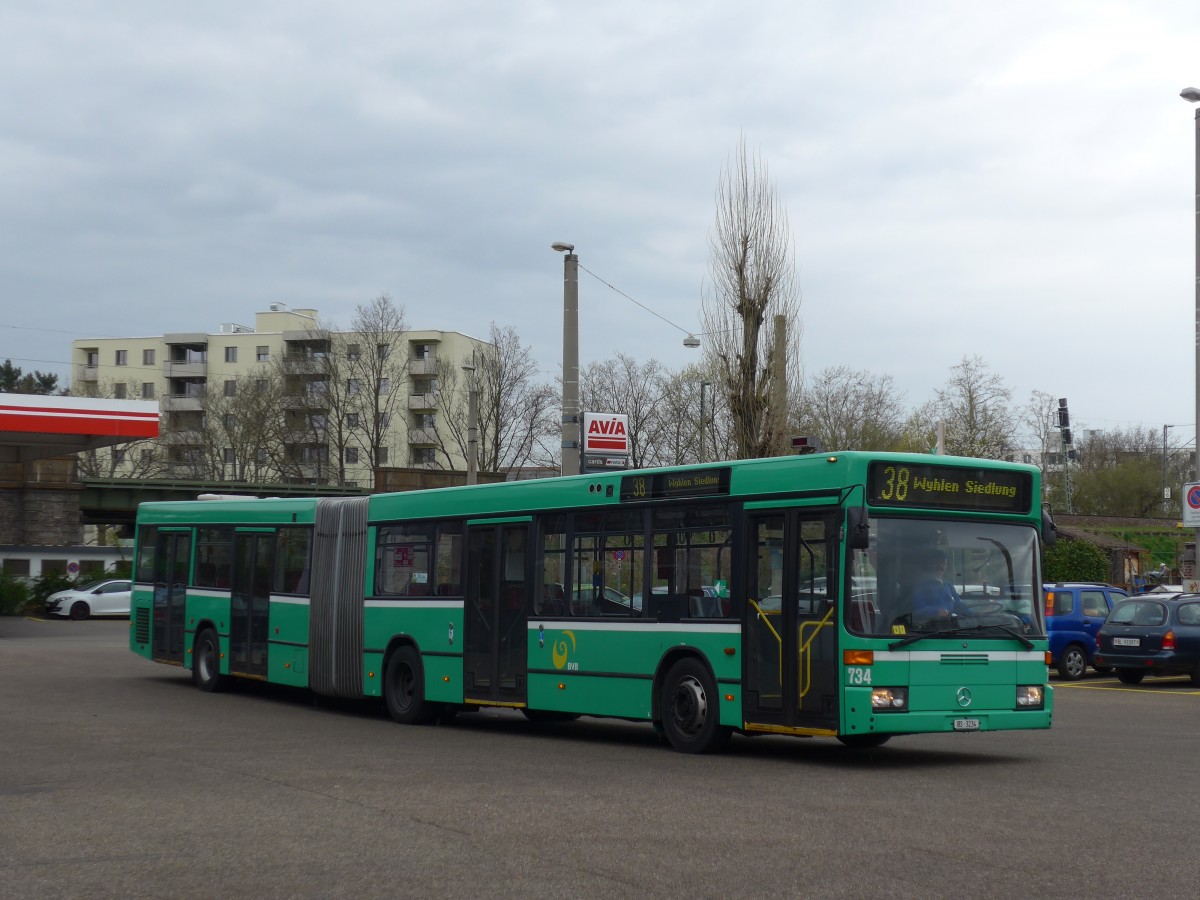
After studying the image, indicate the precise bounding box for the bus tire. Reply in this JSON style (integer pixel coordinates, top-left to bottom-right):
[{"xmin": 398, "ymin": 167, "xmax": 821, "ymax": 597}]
[
  {"xmin": 384, "ymin": 646, "xmax": 433, "ymax": 725},
  {"xmin": 192, "ymin": 628, "xmax": 231, "ymax": 693},
  {"xmin": 660, "ymin": 658, "xmax": 730, "ymax": 754},
  {"xmin": 837, "ymin": 734, "xmax": 891, "ymax": 749},
  {"xmin": 1057, "ymin": 644, "xmax": 1087, "ymax": 681}
]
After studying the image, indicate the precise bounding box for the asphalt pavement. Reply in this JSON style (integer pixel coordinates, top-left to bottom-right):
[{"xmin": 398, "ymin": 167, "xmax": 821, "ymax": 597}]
[{"xmin": 2, "ymin": 616, "xmax": 1198, "ymax": 899}]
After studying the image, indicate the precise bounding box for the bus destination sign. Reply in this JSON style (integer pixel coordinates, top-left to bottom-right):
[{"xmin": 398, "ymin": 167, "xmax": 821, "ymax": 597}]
[
  {"xmin": 620, "ymin": 467, "xmax": 731, "ymax": 503},
  {"xmin": 867, "ymin": 462, "xmax": 1032, "ymax": 514}
]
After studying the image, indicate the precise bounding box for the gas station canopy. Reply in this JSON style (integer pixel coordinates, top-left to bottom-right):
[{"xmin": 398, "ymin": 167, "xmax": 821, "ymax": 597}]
[{"xmin": 0, "ymin": 393, "xmax": 160, "ymax": 464}]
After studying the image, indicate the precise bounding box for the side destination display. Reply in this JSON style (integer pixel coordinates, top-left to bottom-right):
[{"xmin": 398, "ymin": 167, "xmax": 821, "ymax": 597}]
[
  {"xmin": 620, "ymin": 467, "xmax": 731, "ymax": 502},
  {"xmin": 867, "ymin": 461, "xmax": 1032, "ymax": 514}
]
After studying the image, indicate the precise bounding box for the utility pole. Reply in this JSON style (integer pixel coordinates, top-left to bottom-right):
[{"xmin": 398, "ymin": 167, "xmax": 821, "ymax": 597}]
[{"xmin": 1163, "ymin": 424, "xmax": 1173, "ymax": 515}]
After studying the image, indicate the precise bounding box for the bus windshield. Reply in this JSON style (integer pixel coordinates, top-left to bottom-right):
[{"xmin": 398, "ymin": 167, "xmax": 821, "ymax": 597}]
[{"xmin": 848, "ymin": 517, "xmax": 1043, "ymax": 638}]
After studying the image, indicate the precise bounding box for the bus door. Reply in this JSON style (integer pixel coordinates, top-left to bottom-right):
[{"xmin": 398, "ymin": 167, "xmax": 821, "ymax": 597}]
[
  {"xmin": 230, "ymin": 530, "xmax": 273, "ymax": 679},
  {"xmin": 743, "ymin": 509, "xmax": 839, "ymax": 732},
  {"xmin": 464, "ymin": 520, "xmax": 531, "ymax": 705},
  {"xmin": 152, "ymin": 530, "xmax": 191, "ymax": 665}
]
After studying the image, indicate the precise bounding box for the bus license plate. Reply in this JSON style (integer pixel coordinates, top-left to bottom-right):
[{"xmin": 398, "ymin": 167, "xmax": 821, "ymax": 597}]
[
  {"xmin": 953, "ymin": 718, "xmax": 980, "ymax": 731},
  {"xmin": 1113, "ymin": 637, "xmax": 1140, "ymax": 647}
]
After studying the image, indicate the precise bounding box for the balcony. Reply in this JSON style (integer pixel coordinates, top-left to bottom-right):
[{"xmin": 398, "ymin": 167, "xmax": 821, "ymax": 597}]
[
  {"xmin": 409, "ymin": 356, "xmax": 438, "ymax": 376},
  {"xmin": 164, "ymin": 360, "xmax": 207, "ymax": 379},
  {"xmin": 160, "ymin": 429, "xmax": 204, "ymax": 446},
  {"xmin": 407, "ymin": 427, "xmax": 439, "ymax": 446},
  {"xmin": 408, "ymin": 392, "xmax": 437, "ymax": 411},
  {"xmin": 77, "ymin": 365, "xmax": 99, "ymax": 383},
  {"xmin": 161, "ymin": 395, "xmax": 205, "ymax": 412}
]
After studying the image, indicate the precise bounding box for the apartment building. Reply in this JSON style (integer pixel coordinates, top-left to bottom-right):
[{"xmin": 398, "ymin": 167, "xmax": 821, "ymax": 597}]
[{"xmin": 72, "ymin": 305, "xmax": 486, "ymax": 487}]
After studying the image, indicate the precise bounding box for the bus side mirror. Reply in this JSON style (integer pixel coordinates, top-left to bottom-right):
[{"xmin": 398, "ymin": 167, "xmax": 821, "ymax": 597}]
[
  {"xmin": 846, "ymin": 507, "xmax": 870, "ymax": 550},
  {"xmin": 1042, "ymin": 508, "xmax": 1057, "ymax": 548}
]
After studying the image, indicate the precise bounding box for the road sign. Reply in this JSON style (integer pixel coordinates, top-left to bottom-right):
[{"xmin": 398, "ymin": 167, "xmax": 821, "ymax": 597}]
[{"xmin": 1184, "ymin": 482, "xmax": 1200, "ymax": 527}]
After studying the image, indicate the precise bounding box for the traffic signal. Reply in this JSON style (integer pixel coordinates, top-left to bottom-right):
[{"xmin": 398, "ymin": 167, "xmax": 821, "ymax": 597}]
[{"xmin": 1057, "ymin": 398, "xmax": 1070, "ymax": 428}]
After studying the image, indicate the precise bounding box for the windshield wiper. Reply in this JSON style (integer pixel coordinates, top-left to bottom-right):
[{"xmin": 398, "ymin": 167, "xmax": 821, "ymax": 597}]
[{"xmin": 889, "ymin": 622, "xmax": 1034, "ymax": 651}]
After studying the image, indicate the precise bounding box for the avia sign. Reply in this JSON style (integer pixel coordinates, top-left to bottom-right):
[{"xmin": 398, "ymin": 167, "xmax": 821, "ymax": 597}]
[{"xmin": 582, "ymin": 412, "xmax": 630, "ymax": 456}]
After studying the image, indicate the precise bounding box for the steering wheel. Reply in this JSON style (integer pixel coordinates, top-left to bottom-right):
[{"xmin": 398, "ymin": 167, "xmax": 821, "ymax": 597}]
[{"xmin": 963, "ymin": 600, "xmax": 1004, "ymax": 616}]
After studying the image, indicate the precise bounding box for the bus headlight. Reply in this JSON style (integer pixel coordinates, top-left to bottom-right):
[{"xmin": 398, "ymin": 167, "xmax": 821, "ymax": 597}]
[
  {"xmin": 871, "ymin": 687, "xmax": 908, "ymax": 711},
  {"xmin": 1016, "ymin": 685, "xmax": 1044, "ymax": 709}
]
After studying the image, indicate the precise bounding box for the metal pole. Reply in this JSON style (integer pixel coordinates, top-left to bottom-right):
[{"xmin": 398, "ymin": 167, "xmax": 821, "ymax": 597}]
[
  {"xmin": 561, "ymin": 251, "xmax": 580, "ymax": 476},
  {"xmin": 467, "ymin": 380, "xmax": 479, "ymax": 485},
  {"xmin": 1193, "ymin": 106, "xmax": 1200, "ymax": 554}
]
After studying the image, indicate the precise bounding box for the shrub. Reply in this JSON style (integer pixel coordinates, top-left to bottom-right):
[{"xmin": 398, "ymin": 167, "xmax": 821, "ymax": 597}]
[
  {"xmin": 1043, "ymin": 538, "xmax": 1109, "ymax": 584},
  {"xmin": 0, "ymin": 572, "xmax": 32, "ymax": 616}
]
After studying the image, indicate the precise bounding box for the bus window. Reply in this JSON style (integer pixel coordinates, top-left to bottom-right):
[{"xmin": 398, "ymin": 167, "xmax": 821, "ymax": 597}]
[
  {"xmin": 434, "ymin": 522, "xmax": 463, "ymax": 597},
  {"xmin": 571, "ymin": 510, "xmax": 643, "ymax": 616},
  {"xmin": 538, "ymin": 516, "xmax": 566, "ymax": 615},
  {"xmin": 194, "ymin": 528, "xmax": 233, "ymax": 588},
  {"xmin": 375, "ymin": 524, "xmax": 435, "ymax": 596},
  {"xmin": 650, "ymin": 506, "xmax": 733, "ymax": 618},
  {"xmin": 274, "ymin": 527, "xmax": 311, "ymax": 594}
]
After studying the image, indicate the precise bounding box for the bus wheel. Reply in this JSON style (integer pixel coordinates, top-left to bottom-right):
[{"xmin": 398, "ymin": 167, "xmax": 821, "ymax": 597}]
[
  {"xmin": 837, "ymin": 734, "xmax": 891, "ymax": 749},
  {"xmin": 192, "ymin": 628, "xmax": 230, "ymax": 693},
  {"xmin": 661, "ymin": 658, "xmax": 730, "ymax": 754},
  {"xmin": 384, "ymin": 646, "xmax": 432, "ymax": 725}
]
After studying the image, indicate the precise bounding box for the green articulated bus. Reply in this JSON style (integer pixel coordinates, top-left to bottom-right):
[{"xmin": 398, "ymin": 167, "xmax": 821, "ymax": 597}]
[{"xmin": 130, "ymin": 451, "xmax": 1054, "ymax": 753}]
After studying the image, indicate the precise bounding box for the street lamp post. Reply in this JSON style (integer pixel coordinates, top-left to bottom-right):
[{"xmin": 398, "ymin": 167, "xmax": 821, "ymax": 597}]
[
  {"xmin": 552, "ymin": 242, "xmax": 580, "ymax": 476},
  {"xmin": 462, "ymin": 362, "xmax": 478, "ymax": 485},
  {"xmin": 1183, "ymin": 88, "xmax": 1200, "ymax": 584}
]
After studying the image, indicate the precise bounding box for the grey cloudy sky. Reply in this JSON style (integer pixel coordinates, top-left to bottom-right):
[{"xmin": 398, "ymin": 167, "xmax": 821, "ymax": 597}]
[{"xmin": 3, "ymin": 1, "xmax": 1199, "ymax": 448}]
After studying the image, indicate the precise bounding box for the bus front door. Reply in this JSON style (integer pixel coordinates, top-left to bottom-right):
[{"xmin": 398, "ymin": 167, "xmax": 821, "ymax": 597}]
[
  {"xmin": 152, "ymin": 530, "xmax": 191, "ymax": 665},
  {"xmin": 464, "ymin": 522, "xmax": 530, "ymax": 706},
  {"xmin": 230, "ymin": 531, "xmax": 273, "ymax": 679},
  {"xmin": 743, "ymin": 510, "xmax": 839, "ymax": 733}
]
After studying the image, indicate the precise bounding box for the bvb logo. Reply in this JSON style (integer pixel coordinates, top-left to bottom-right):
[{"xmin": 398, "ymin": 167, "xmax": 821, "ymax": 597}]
[{"xmin": 551, "ymin": 630, "xmax": 577, "ymax": 670}]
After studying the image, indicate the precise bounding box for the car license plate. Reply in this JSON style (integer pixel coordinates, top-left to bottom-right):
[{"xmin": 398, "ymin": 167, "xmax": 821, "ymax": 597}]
[
  {"xmin": 1113, "ymin": 637, "xmax": 1140, "ymax": 647},
  {"xmin": 953, "ymin": 718, "xmax": 980, "ymax": 731}
]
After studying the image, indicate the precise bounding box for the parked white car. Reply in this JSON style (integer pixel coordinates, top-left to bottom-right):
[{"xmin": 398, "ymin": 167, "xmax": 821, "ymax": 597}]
[{"xmin": 44, "ymin": 579, "xmax": 132, "ymax": 620}]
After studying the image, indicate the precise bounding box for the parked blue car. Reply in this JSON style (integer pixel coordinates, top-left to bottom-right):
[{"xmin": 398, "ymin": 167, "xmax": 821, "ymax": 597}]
[{"xmin": 1044, "ymin": 582, "xmax": 1128, "ymax": 680}]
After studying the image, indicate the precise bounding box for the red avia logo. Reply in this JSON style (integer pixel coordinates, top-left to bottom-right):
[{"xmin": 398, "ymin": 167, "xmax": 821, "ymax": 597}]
[{"xmin": 584, "ymin": 415, "xmax": 629, "ymax": 452}]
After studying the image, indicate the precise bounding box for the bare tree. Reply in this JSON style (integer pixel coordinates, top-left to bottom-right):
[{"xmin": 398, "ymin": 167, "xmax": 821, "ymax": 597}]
[
  {"xmin": 71, "ymin": 379, "xmax": 164, "ymax": 478},
  {"xmin": 435, "ymin": 324, "xmax": 558, "ymax": 473},
  {"xmin": 934, "ymin": 355, "xmax": 1017, "ymax": 459},
  {"xmin": 346, "ymin": 295, "xmax": 411, "ymax": 485},
  {"xmin": 579, "ymin": 353, "xmax": 668, "ymax": 469},
  {"xmin": 700, "ymin": 135, "xmax": 801, "ymax": 459},
  {"xmin": 796, "ymin": 366, "xmax": 907, "ymax": 451}
]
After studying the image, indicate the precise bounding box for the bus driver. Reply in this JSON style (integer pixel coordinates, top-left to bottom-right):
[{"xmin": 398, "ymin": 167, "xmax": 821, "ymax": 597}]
[{"xmin": 911, "ymin": 549, "xmax": 970, "ymax": 622}]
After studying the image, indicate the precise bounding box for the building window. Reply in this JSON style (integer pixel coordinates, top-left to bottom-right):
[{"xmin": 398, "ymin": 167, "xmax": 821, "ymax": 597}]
[
  {"xmin": 377, "ymin": 447, "xmax": 389, "ymax": 464},
  {"xmin": 114, "ymin": 449, "xmax": 126, "ymax": 464},
  {"xmin": 224, "ymin": 380, "xmax": 237, "ymax": 397},
  {"xmin": 113, "ymin": 383, "xmax": 127, "ymax": 399},
  {"xmin": 379, "ymin": 378, "xmax": 390, "ymax": 395},
  {"xmin": 377, "ymin": 343, "xmax": 390, "ymax": 360},
  {"xmin": 224, "ymin": 448, "xmax": 236, "ymax": 464},
  {"xmin": 141, "ymin": 448, "xmax": 154, "ymax": 462},
  {"xmin": 223, "ymin": 414, "xmax": 237, "ymax": 428},
  {"xmin": 42, "ymin": 559, "xmax": 69, "ymax": 577},
  {"xmin": 257, "ymin": 448, "xmax": 267, "ymax": 463},
  {"xmin": 86, "ymin": 351, "xmax": 98, "ymax": 368},
  {"xmin": 348, "ymin": 379, "xmax": 361, "ymax": 395},
  {"xmin": 143, "ymin": 349, "xmax": 156, "ymax": 365},
  {"xmin": 141, "ymin": 383, "xmax": 155, "ymax": 399},
  {"xmin": 412, "ymin": 447, "xmax": 434, "ymax": 465},
  {"xmin": 256, "ymin": 346, "xmax": 269, "ymax": 362},
  {"xmin": 115, "ymin": 350, "xmax": 128, "ymax": 366},
  {"xmin": 2, "ymin": 558, "xmax": 31, "ymax": 577},
  {"xmin": 255, "ymin": 379, "xmax": 268, "ymax": 393},
  {"xmin": 347, "ymin": 344, "xmax": 361, "ymax": 361},
  {"xmin": 346, "ymin": 413, "xmax": 360, "ymax": 428},
  {"xmin": 225, "ymin": 346, "xmax": 238, "ymax": 363},
  {"xmin": 345, "ymin": 447, "xmax": 359, "ymax": 464}
]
